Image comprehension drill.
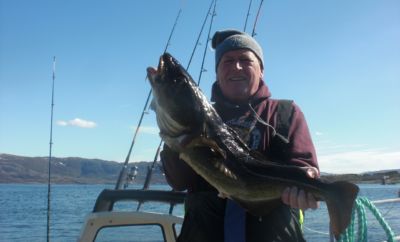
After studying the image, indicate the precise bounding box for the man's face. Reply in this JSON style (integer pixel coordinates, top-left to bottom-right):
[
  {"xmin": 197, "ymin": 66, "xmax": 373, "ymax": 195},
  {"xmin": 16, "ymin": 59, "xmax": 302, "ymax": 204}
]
[{"xmin": 217, "ymin": 49, "xmax": 263, "ymax": 103}]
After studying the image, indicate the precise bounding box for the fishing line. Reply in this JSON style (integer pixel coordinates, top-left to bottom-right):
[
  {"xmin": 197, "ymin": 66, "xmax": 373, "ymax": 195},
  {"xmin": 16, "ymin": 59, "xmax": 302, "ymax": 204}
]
[
  {"xmin": 46, "ymin": 56, "xmax": 56, "ymax": 242},
  {"xmin": 288, "ymin": 203, "xmax": 331, "ymax": 237},
  {"xmin": 303, "ymin": 225, "xmax": 330, "ymax": 236},
  {"xmin": 379, "ymin": 202, "xmax": 397, "ymax": 222},
  {"xmin": 115, "ymin": 8, "xmax": 182, "ymax": 190},
  {"xmin": 248, "ymin": 103, "xmax": 289, "ymax": 144},
  {"xmin": 243, "ymin": 0, "xmax": 253, "ymax": 32},
  {"xmin": 197, "ymin": 0, "xmax": 218, "ymax": 86},
  {"xmin": 251, "ymin": 0, "xmax": 265, "ymax": 37},
  {"xmin": 373, "ymin": 197, "xmax": 399, "ymax": 220}
]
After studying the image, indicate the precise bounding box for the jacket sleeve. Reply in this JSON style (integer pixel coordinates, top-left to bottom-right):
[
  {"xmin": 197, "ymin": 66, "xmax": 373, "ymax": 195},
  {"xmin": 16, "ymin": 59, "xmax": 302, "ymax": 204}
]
[
  {"xmin": 160, "ymin": 144, "xmax": 199, "ymax": 191},
  {"xmin": 285, "ymin": 102, "xmax": 319, "ymax": 171}
]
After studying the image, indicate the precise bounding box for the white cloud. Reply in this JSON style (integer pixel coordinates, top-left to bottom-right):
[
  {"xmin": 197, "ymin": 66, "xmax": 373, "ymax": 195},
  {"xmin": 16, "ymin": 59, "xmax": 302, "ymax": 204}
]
[
  {"xmin": 56, "ymin": 118, "xmax": 97, "ymax": 128},
  {"xmin": 315, "ymin": 131, "xmax": 324, "ymax": 136},
  {"xmin": 317, "ymin": 148, "xmax": 400, "ymax": 174},
  {"xmin": 56, "ymin": 120, "xmax": 68, "ymax": 126},
  {"xmin": 69, "ymin": 118, "xmax": 97, "ymax": 128},
  {"xmin": 316, "ymin": 143, "xmax": 368, "ymax": 155},
  {"xmin": 312, "ymin": 133, "xmax": 399, "ymax": 173},
  {"xmin": 131, "ymin": 126, "xmax": 160, "ymax": 135}
]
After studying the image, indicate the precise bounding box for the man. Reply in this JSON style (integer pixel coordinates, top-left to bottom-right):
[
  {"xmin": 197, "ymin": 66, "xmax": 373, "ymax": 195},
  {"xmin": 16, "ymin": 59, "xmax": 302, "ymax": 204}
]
[{"xmin": 161, "ymin": 29, "xmax": 319, "ymax": 242}]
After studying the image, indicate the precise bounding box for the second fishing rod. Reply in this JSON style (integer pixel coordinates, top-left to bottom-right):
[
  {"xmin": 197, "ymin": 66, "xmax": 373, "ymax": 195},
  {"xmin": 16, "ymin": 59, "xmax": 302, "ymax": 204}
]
[
  {"xmin": 117, "ymin": 0, "xmax": 217, "ymax": 191},
  {"xmin": 136, "ymin": 0, "xmax": 218, "ymax": 212},
  {"xmin": 115, "ymin": 8, "xmax": 182, "ymax": 190}
]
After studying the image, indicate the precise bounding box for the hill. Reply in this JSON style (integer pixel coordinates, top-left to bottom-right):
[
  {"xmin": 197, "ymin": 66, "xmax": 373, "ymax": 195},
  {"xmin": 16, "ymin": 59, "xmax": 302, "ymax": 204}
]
[
  {"xmin": 322, "ymin": 170, "xmax": 400, "ymax": 184},
  {"xmin": 0, "ymin": 153, "xmax": 166, "ymax": 184},
  {"xmin": 0, "ymin": 153, "xmax": 399, "ymax": 184}
]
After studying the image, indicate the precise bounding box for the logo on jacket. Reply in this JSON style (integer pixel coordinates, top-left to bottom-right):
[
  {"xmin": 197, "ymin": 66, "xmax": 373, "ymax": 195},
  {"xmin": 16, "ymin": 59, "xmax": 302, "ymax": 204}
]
[{"xmin": 226, "ymin": 116, "xmax": 261, "ymax": 150}]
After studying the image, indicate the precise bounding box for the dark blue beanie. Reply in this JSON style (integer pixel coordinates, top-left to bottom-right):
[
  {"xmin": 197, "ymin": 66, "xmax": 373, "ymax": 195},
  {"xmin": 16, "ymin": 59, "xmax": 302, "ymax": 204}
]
[{"xmin": 211, "ymin": 29, "xmax": 264, "ymax": 70}]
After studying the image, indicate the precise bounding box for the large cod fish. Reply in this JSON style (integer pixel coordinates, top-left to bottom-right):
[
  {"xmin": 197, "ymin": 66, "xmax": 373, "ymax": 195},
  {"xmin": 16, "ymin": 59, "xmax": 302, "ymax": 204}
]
[{"xmin": 147, "ymin": 53, "xmax": 359, "ymax": 239}]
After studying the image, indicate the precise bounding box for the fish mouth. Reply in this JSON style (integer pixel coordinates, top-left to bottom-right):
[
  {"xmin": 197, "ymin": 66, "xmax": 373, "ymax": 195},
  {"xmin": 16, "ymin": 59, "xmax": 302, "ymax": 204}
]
[
  {"xmin": 157, "ymin": 54, "xmax": 166, "ymax": 74},
  {"xmin": 158, "ymin": 53, "xmax": 180, "ymax": 77},
  {"xmin": 148, "ymin": 52, "xmax": 198, "ymax": 139},
  {"xmin": 147, "ymin": 53, "xmax": 177, "ymax": 86}
]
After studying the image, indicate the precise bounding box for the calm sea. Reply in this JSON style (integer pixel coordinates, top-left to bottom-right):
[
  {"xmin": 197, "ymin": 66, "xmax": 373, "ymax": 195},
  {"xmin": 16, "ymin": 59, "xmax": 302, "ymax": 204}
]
[{"xmin": 0, "ymin": 183, "xmax": 399, "ymax": 242}]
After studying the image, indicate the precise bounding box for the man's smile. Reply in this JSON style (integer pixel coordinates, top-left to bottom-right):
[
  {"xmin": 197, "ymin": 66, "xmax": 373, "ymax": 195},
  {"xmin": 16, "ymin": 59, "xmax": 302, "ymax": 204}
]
[{"xmin": 228, "ymin": 76, "xmax": 248, "ymax": 82}]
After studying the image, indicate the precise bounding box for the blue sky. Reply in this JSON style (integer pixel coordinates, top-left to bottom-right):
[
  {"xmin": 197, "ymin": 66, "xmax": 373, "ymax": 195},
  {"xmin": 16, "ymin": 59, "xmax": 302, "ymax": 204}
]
[{"xmin": 0, "ymin": 0, "xmax": 399, "ymax": 174}]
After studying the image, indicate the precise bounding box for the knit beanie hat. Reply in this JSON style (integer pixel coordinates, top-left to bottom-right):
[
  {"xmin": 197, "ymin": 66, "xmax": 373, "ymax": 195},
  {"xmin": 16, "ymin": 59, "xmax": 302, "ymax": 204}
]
[{"xmin": 211, "ymin": 29, "xmax": 264, "ymax": 70}]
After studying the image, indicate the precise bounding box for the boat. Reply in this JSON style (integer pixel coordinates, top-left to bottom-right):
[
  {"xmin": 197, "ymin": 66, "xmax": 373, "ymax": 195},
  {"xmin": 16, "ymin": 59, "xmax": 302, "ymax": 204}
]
[{"xmin": 78, "ymin": 187, "xmax": 400, "ymax": 242}]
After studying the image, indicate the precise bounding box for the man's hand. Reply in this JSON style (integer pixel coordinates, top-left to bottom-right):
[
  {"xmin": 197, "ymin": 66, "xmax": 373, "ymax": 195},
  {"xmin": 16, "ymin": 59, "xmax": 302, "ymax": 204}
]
[{"xmin": 281, "ymin": 166, "xmax": 320, "ymax": 210}]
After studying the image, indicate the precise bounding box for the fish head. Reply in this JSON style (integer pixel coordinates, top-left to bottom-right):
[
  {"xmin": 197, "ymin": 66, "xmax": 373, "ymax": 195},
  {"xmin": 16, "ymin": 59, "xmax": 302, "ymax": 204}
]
[{"xmin": 147, "ymin": 53, "xmax": 203, "ymax": 140}]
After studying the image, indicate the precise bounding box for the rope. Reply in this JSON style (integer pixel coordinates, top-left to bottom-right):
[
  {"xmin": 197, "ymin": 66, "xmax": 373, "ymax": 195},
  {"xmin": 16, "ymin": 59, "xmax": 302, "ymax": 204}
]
[{"xmin": 338, "ymin": 197, "xmax": 396, "ymax": 242}]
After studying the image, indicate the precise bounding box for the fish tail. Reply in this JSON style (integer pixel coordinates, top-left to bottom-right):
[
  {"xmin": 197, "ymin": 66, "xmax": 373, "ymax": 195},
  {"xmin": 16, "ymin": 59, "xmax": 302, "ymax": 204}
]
[{"xmin": 325, "ymin": 181, "xmax": 359, "ymax": 239}]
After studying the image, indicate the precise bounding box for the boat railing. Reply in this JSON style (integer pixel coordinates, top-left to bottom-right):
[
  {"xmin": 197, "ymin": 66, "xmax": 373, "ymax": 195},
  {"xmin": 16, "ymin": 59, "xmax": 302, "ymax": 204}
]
[
  {"xmin": 79, "ymin": 189, "xmax": 187, "ymax": 242},
  {"xmin": 92, "ymin": 189, "xmax": 187, "ymax": 212}
]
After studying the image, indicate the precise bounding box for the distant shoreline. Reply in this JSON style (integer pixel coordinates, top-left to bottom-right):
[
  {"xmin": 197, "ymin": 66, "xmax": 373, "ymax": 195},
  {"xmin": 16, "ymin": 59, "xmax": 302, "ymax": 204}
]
[{"xmin": 1, "ymin": 153, "xmax": 399, "ymax": 185}]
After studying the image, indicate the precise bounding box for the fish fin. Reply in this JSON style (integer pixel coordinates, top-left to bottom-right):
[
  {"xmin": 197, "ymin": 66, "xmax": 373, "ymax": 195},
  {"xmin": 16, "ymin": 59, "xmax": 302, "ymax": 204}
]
[
  {"xmin": 233, "ymin": 198, "xmax": 282, "ymax": 216},
  {"xmin": 241, "ymin": 154, "xmax": 291, "ymax": 175},
  {"xmin": 325, "ymin": 181, "xmax": 359, "ymax": 239},
  {"xmin": 149, "ymin": 98, "xmax": 157, "ymax": 112},
  {"xmin": 186, "ymin": 136, "xmax": 227, "ymax": 159},
  {"xmin": 218, "ymin": 191, "xmax": 230, "ymax": 199},
  {"xmin": 249, "ymin": 149, "xmax": 269, "ymax": 161},
  {"xmin": 161, "ymin": 134, "xmax": 195, "ymax": 152}
]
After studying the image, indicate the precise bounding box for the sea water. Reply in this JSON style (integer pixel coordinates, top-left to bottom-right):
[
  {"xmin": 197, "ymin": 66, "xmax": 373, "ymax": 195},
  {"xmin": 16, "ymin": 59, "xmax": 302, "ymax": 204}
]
[{"xmin": 0, "ymin": 184, "xmax": 399, "ymax": 242}]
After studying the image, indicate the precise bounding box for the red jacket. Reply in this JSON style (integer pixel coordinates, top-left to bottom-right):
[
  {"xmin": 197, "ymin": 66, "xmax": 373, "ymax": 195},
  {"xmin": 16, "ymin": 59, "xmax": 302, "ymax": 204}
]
[{"xmin": 161, "ymin": 80, "xmax": 318, "ymax": 192}]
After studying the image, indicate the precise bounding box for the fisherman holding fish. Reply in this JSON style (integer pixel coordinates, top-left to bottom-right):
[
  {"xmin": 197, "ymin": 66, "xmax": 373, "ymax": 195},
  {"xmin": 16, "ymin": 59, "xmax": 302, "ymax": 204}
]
[{"xmin": 151, "ymin": 29, "xmax": 321, "ymax": 241}]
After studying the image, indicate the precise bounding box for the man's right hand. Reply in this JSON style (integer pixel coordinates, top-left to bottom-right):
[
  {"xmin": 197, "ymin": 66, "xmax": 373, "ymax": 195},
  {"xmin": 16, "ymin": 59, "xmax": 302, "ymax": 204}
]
[{"xmin": 281, "ymin": 166, "xmax": 320, "ymax": 210}]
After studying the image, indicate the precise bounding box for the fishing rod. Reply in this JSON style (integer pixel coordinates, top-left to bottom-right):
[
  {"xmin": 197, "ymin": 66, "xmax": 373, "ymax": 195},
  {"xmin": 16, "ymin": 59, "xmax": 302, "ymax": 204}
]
[
  {"xmin": 163, "ymin": 9, "xmax": 182, "ymax": 54},
  {"xmin": 136, "ymin": 139, "xmax": 162, "ymax": 211},
  {"xmin": 197, "ymin": 0, "xmax": 218, "ymax": 86},
  {"xmin": 137, "ymin": 0, "xmax": 218, "ymax": 212},
  {"xmin": 186, "ymin": 0, "xmax": 215, "ymax": 70},
  {"xmin": 114, "ymin": 9, "xmax": 182, "ymax": 190},
  {"xmin": 243, "ymin": 0, "xmax": 253, "ymax": 32},
  {"xmin": 251, "ymin": 0, "xmax": 264, "ymax": 37},
  {"xmin": 46, "ymin": 56, "xmax": 56, "ymax": 242}
]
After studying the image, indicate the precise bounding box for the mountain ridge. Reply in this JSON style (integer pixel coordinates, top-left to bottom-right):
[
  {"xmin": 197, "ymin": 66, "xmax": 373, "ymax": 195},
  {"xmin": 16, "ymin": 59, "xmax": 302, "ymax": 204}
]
[
  {"xmin": 1, "ymin": 153, "xmax": 398, "ymax": 184},
  {"xmin": 0, "ymin": 153, "xmax": 166, "ymax": 184}
]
